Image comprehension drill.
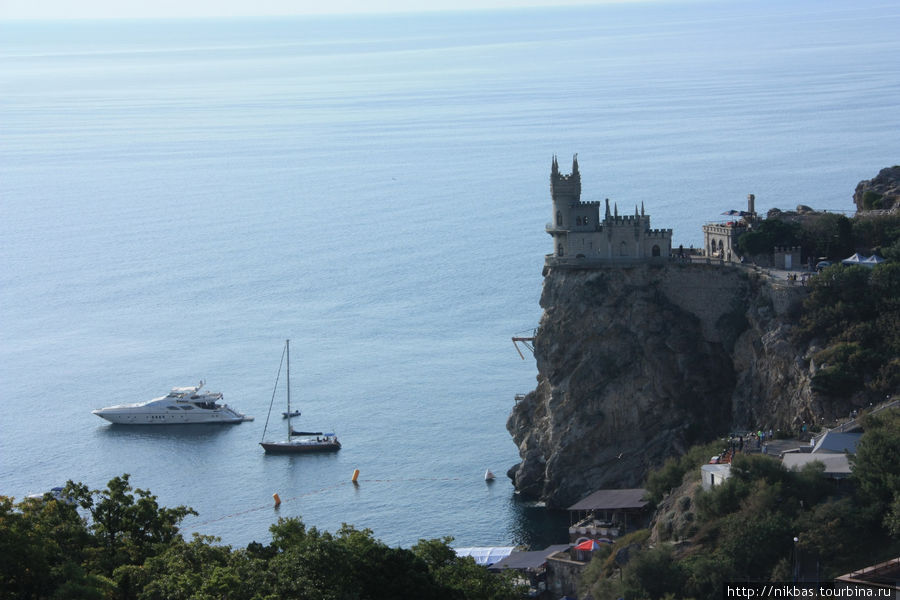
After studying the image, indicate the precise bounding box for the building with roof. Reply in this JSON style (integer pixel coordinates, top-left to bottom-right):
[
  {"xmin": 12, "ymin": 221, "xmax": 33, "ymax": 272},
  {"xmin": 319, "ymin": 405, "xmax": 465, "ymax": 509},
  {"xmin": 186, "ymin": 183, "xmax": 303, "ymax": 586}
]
[
  {"xmin": 700, "ymin": 463, "xmax": 733, "ymax": 490},
  {"xmin": 811, "ymin": 431, "xmax": 862, "ymax": 454},
  {"xmin": 489, "ymin": 544, "xmax": 571, "ymax": 596},
  {"xmin": 781, "ymin": 453, "xmax": 852, "ymax": 479},
  {"xmin": 567, "ymin": 488, "xmax": 650, "ymax": 542},
  {"xmin": 835, "ymin": 557, "xmax": 900, "ymax": 593},
  {"xmin": 702, "ymin": 194, "xmax": 757, "ymax": 263}
]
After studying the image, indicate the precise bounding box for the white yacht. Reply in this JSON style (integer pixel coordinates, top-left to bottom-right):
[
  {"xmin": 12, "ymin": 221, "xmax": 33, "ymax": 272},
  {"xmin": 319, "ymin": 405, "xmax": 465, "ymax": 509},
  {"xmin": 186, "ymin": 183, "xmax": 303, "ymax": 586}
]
[{"xmin": 92, "ymin": 381, "xmax": 253, "ymax": 425}]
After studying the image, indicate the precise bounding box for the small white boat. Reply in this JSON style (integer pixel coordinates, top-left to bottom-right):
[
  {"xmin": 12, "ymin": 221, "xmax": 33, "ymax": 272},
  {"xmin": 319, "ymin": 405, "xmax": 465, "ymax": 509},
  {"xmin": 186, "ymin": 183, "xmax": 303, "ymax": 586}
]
[
  {"xmin": 282, "ymin": 409, "xmax": 301, "ymax": 419},
  {"xmin": 484, "ymin": 469, "xmax": 495, "ymax": 481},
  {"xmin": 92, "ymin": 381, "xmax": 252, "ymax": 425}
]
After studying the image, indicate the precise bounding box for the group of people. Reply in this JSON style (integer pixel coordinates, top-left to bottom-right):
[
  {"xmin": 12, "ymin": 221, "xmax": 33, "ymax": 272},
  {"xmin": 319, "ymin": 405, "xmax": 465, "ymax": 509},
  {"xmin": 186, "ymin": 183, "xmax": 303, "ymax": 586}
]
[{"xmin": 729, "ymin": 429, "xmax": 775, "ymax": 455}]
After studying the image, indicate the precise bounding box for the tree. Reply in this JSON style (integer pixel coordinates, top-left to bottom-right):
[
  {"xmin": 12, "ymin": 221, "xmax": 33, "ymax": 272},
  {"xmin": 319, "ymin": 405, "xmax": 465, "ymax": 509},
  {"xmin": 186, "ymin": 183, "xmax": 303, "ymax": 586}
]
[
  {"xmin": 0, "ymin": 493, "xmax": 112, "ymax": 600},
  {"xmin": 736, "ymin": 219, "xmax": 801, "ymax": 257},
  {"xmin": 412, "ymin": 537, "xmax": 525, "ymax": 600},
  {"xmin": 65, "ymin": 474, "xmax": 196, "ymax": 576},
  {"xmin": 852, "ymin": 409, "xmax": 900, "ymax": 522}
]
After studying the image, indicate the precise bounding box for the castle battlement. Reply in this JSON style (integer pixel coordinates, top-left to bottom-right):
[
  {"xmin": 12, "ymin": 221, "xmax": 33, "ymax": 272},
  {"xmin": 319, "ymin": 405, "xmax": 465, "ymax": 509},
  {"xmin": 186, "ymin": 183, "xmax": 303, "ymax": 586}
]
[
  {"xmin": 646, "ymin": 229, "xmax": 673, "ymax": 237},
  {"xmin": 546, "ymin": 156, "xmax": 672, "ymax": 265}
]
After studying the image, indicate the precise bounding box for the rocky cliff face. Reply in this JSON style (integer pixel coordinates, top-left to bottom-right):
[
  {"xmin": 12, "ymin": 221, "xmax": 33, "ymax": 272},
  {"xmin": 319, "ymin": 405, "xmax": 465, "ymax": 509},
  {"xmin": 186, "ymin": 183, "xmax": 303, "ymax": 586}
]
[
  {"xmin": 854, "ymin": 166, "xmax": 900, "ymax": 211},
  {"xmin": 506, "ymin": 262, "xmax": 826, "ymax": 507}
]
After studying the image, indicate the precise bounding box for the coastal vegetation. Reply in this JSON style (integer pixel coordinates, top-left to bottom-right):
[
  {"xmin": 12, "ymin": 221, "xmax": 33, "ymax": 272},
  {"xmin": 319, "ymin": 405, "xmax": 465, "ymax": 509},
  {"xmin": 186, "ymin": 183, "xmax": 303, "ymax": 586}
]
[
  {"xmin": 580, "ymin": 408, "xmax": 900, "ymax": 600},
  {"xmin": 0, "ymin": 474, "xmax": 525, "ymax": 600},
  {"xmin": 732, "ymin": 208, "xmax": 900, "ymax": 402},
  {"xmin": 796, "ymin": 261, "xmax": 900, "ymax": 397}
]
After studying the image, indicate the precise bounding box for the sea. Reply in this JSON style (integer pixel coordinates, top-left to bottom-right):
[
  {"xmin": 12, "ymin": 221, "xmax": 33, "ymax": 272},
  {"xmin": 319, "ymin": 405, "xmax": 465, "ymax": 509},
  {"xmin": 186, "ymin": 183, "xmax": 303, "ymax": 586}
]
[{"xmin": 2, "ymin": 0, "xmax": 900, "ymax": 550}]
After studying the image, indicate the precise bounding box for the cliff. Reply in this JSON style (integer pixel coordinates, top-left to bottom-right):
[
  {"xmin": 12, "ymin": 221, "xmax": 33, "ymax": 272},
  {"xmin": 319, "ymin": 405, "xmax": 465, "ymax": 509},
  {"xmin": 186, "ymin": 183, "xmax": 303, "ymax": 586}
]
[
  {"xmin": 854, "ymin": 165, "xmax": 900, "ymax": 211},
  {"xmin": 506, "ymin": 262, "xmax": 829, "ymax": 507}
]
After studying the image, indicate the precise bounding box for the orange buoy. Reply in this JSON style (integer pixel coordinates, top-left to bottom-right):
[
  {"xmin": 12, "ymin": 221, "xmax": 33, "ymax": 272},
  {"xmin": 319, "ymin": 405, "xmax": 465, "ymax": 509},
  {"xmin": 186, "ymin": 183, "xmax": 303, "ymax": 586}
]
[
  {"xmin": 273, "ymin": 493, "xmax": 281, "ymax": 507},
  {"xmin": 351, "ymin": 469, "xmax": 360, "ymax": 484}
]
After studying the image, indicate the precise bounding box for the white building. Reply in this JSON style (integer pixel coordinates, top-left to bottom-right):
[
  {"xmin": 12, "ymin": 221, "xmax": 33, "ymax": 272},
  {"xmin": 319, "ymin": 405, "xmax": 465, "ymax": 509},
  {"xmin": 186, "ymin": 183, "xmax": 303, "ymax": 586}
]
[{"xmin": 700, "ymin": 464, "xmax": 732, "ymax": 490}]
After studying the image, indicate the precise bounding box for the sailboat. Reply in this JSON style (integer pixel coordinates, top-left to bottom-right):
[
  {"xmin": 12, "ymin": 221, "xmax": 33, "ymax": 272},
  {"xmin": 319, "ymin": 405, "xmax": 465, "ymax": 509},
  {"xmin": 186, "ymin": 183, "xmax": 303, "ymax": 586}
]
[{"xmin": 260, "ymin": 339, "xmax": 341, "ymax": 454}]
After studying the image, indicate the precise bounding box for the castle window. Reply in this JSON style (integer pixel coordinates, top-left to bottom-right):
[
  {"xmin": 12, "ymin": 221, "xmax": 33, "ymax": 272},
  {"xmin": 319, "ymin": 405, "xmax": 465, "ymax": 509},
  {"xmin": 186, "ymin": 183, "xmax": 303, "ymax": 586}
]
[
  {"xmin": 556, "ymin": 211, "xmax": 562, "ymax": 226},
  {"xmin": 576, "ymin": 216, "xmax": 582, "ymax": 226},
  {"xmin": 619, "ymin": 241, "xmax": 627, "ymax": 256},
  {"xmin": 652, "ymin": 245, "xmax": 660, "ymax": 257},
  {"xmin": 558, "ymin": 244, "xmax": 564, "ymax": 257},
  {"xmin": 584, "ymin": 216, "xmax": 588, "ymax": 225}
]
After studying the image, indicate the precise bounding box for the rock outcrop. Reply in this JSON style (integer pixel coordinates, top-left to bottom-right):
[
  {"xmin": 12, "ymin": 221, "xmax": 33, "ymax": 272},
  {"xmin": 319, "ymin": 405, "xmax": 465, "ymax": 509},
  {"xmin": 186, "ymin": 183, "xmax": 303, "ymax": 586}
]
[
  {"xmin": 854, "ymin": 166, "xmax": 900, "ymax": 211},
  {"xmin": 506, "ymin": 262, "xmax": 827, "ymax": 507}
]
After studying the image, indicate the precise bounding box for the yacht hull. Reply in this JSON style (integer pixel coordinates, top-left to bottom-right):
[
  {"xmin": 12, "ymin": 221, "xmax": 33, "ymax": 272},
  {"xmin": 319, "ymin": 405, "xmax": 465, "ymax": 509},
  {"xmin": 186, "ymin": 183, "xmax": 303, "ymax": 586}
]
[
  {"xmin": 93, "ymin": 410, "xmax": 249, "ymax": 424},
  {"xmin": 260, "ymin": 440, "xmax": 341, "ymax": 454}
]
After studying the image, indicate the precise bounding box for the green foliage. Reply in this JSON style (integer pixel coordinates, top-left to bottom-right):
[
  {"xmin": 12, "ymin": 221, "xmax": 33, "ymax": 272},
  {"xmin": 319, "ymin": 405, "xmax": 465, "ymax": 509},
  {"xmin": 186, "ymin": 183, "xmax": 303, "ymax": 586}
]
[
  {"xmin": 412, "ymin": 536, "xmax": 526, "ymax": 600},
  {"xmin": 0, "ymin": 476, "xmax": 526, "ymax": 600},
  {"xmin": 795, "ymin": 262, "xmax": 900, "ymax": 398},
  {"xmin": 853, "ymin": 409, "xmax": 900, "ymax": 516},
  {"xmin": 620, "ymin": 545, "xmax": 686, "ymax": 600},
  {"xmin": 861, "ymin": 191, "xmax": 884, "ymax": 210},
  {"xmin": 592, "ymin": 423, "xmax": 900, "ymax": 599},
  {"xmin": 798, "ymin": 213, "xmax": 854, "ymax": 260},
  {"xmin": 853, "ymin": 214, "xmax": 900, "ymax": 250},
  {"xmin": 66, "ymin": 474, "xmax": 197, "ymax": 576},
  {"xmin": 736, "ymin": 219, "xmax": 801, "ymax": 256},
  {"xmin": 0, "ymin": 494, "xmax": 109, "ymax": 600},
  {"xmin": 811, "ymin": 342, "xmax": 876, "ymax": 395},
  {"xmin": 645, "ymin": 441, "xmax": 723, "ymax": 505}
]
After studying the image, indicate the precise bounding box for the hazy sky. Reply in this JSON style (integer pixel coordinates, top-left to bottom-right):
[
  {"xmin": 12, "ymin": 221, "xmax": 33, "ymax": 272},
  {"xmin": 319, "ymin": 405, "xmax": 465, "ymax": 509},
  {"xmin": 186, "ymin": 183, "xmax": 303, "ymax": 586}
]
[{"xmin": 0, "ymin": 0, "xmax": 639, "ymax": 20}]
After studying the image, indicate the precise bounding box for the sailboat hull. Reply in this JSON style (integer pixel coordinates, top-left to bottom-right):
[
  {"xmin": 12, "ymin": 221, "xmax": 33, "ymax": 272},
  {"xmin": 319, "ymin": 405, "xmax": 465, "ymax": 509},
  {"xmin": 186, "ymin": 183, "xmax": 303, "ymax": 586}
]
[{"xmin": 260, "ymin": 439, "xmax": 341, "ymax": 454}]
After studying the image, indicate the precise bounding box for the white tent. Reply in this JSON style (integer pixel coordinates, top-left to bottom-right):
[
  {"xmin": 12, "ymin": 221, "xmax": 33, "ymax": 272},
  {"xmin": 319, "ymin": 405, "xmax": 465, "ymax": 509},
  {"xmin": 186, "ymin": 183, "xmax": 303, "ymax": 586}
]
[
  {"xmin": 841, "ymin": 253, "xmax": 868, "ymax": 265},
  {"xmin": 863, "ymin": 254, "xmax": 886, "ymax": 265},
  {"xmin": 454, "ymin": 547, "xmax": 516, "ymax": 566}
]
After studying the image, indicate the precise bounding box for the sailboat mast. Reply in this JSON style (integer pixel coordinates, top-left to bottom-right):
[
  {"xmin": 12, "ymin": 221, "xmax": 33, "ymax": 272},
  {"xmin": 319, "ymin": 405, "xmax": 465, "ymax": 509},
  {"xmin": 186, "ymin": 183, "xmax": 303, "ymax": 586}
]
[{"xmin": 286, "ymin": 339, "xmax": 291, "ymax": 440}]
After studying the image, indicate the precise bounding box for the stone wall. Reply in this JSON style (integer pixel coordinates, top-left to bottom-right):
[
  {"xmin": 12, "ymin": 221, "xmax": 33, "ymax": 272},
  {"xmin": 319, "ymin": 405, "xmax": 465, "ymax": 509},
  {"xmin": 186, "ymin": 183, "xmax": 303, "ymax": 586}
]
[{"xmin": 545, "ymin": 552, "xmax": 587, "ymax": 598}]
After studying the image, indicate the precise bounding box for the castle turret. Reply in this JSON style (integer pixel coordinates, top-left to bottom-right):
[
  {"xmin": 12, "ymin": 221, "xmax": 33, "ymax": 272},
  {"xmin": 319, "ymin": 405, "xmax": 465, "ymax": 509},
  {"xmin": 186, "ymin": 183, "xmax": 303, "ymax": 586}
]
[
  {"xmin": 550, "ymin": 154, "xmax": 581, "ymax": 206},
  {"xmin": 548, "ymin": 155, "xmax": 583, "ymax": 257}
]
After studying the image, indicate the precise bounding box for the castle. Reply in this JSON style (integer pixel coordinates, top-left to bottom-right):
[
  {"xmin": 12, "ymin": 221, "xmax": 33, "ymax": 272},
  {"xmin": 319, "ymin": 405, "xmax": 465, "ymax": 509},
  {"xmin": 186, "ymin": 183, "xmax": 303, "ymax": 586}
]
[{"xmin": 546, "ymin": 155, "xmax": 672, "ymax": 264}]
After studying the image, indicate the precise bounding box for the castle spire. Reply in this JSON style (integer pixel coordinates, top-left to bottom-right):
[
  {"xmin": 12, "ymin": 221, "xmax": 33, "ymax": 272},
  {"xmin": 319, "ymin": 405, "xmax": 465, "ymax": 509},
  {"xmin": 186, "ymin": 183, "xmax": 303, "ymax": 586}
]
[
  {"xmin": 614, "ymin": 203, "xmax": 619, "ymax": 218},
  {"xmin": 635, "ymin": 204, "xmax": 639, "ymax": 217},
  {"xmin": 551, "ymin": 155, "xmax": 559, "ymax": 177},
  {"xmin": 605, "ymin": 198, "xmax": 611, "ymax": 219},
  {"xmin": 572, "ymin": 153, "xmax": 579, "ymax": 176},
  {"xmin": 641, "ymin": 201, "xmax": 645, "ymax": 216}
]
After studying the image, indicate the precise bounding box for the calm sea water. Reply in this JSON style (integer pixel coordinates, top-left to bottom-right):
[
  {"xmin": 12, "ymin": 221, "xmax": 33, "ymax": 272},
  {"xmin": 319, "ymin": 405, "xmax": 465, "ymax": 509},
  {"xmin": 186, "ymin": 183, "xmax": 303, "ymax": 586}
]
[{"xmin": 2, "ymin": 0, "xmax": 900, "ymax": 549}]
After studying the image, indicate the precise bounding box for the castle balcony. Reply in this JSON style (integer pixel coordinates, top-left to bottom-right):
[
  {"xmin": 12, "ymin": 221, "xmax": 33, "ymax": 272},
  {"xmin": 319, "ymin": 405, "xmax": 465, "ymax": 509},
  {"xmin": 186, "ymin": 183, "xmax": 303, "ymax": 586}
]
[
  {"xmin": 545, "ymin": 223, "xmax": 570, "ymax": 234},
  {"xmin": 703, "ymin": 220, "xmax": 749, "ymax": 234}
]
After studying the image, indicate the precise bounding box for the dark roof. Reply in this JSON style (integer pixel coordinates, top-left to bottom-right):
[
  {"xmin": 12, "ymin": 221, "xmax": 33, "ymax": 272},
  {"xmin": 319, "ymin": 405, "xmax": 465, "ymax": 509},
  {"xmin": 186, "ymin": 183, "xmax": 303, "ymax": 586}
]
[
  {"xmin": 567, "ymin": 488, "xmax": 649, "ymax": 512},
  {"xmin": 812, "ymin": 432, "xmax": 862, "ymax": 454},
  {"xmin": 490, "ymin": 545, "xmax": 571, "ymax": 571}
]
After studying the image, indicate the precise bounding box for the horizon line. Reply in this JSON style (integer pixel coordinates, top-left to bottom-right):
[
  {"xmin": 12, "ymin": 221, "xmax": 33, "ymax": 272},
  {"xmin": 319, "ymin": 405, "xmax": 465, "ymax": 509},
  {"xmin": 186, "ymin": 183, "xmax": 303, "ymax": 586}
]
[{"xmin": 0, "ymin": 0, "xmax": 689, "ymax": 23}]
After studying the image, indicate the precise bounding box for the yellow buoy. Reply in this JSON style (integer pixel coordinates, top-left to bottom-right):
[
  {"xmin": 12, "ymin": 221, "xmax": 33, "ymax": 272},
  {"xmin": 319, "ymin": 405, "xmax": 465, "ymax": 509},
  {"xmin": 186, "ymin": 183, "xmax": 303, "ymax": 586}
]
[
  {"xmin": 351, "ymin": 469, "xmax": 360, "ymax": 483},
  {"xmin": 273, "ymin": 493, "xmax": 281, "ymax": 507}
]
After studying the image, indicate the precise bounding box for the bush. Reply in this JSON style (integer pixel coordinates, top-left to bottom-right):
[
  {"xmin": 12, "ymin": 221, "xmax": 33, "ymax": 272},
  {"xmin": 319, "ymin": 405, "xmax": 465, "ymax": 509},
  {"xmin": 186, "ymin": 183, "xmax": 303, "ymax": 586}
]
[{"xmin": 645, "ymin": 441, "xmax": 723, "ymax": 504}]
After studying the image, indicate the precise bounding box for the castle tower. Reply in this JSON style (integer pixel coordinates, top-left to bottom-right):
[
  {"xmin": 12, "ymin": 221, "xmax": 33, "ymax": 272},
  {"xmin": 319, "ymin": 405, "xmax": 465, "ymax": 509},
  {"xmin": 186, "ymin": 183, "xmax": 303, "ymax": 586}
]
[
  {"xmin": 548, "ymin": 155, "xmax": 581, "ymax": 257},
  {"xmin": 550, "ymin": 154, "xmax": 581, "ymax": 210}
]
